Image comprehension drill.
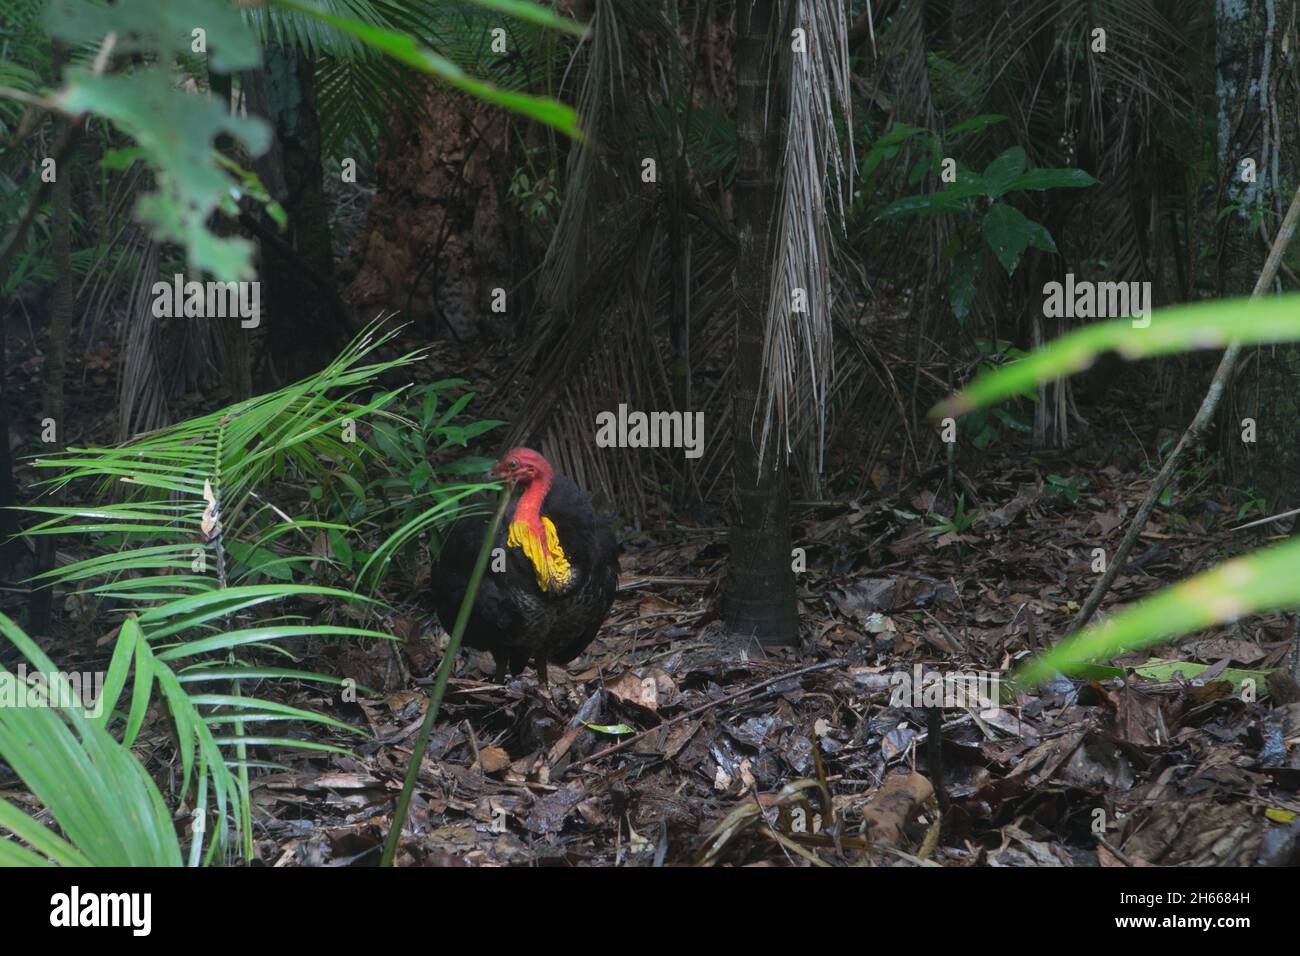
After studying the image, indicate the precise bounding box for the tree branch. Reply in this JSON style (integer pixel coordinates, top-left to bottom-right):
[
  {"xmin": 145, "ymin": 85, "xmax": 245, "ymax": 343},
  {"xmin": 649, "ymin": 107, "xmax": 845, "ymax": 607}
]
[{"xmin": 1071, "ymin": 184, "xmax": 1300, "ymax": 631}]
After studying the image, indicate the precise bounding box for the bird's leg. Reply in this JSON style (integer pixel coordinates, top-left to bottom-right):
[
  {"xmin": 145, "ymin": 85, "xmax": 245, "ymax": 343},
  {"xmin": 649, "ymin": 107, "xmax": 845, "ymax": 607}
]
[
  {"xmin": 534, "ymin": 657, "xmax": 549, "ymax": 688},
  {"xmin": 493, "ymin": 654, "xmax": 510, "ymax": 684}
]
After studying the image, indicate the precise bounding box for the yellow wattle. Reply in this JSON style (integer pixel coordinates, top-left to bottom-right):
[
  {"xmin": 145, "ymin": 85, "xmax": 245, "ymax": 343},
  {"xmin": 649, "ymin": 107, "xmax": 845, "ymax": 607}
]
[{"xmin": 507, "ymin": 516, "xmax": 573, "ymax": 592}]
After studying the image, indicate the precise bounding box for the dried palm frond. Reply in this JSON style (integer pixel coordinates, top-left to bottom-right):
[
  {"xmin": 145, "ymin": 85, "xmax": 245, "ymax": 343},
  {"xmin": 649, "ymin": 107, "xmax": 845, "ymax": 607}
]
[
  {"xmin": 499, "ymin": 0, "xmax": 886, "ymax": 518},
  {"xmin": 116, "ymin": 239, "xmax": 167, "ymax": 440},
  {"xmin": 540, "ymin": 0, "xmax": 672, "ymax": 310},
  {"xmin": 755, "ymin": 0, "xmax": 854, "ymax": 479}
]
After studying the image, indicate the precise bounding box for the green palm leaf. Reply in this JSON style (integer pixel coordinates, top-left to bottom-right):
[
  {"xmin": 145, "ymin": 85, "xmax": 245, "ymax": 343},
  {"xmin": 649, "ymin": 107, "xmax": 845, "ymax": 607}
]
[{"xmin": 0, "ymin": 615, "xmax": 182, "ymax": 867}]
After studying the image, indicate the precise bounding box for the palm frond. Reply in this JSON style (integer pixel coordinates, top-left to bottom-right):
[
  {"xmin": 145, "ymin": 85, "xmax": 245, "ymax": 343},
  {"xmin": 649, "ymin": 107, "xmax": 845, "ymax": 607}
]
[
  {"xmin": 258, "ymin": 0, "xmax": 583, "ymax": 159},
  {"xmin": 0, "ymin": 614, "xmax": 183, "ymax": 867},
  {"xmin": 15, "ymin": 320, "xmax": 427, "ymax": 861},
  {"xmin": 540, "ymin": 0, "xmax": 673, "ymax": 308},
  {"xmin": 757, "ymin": 0, "xmax": 854, "ymax": 472}
]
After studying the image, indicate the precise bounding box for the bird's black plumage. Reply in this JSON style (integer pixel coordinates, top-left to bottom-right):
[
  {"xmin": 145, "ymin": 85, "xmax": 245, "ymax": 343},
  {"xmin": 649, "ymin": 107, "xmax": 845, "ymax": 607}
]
[{"xmin": 432, "ymin": 473, "xmax": 619, "ymax": 683}]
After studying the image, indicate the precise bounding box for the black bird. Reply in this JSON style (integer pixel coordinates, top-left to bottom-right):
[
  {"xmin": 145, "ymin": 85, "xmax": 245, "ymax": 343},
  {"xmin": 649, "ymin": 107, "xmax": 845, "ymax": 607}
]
[{"xmin": 432, "ymin": 447, "xmax": 619, "ymax": 684}]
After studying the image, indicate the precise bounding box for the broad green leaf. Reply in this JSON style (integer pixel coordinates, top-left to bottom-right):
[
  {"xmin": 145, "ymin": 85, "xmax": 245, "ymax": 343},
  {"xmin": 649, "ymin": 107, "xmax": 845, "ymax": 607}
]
[
  {"xmin": 1058, "ymin": 659, "xmax": 1272, "ymax": 693},
  {"xmin": 47, "ymin": 0, "xmax": 260, "ymax": 71},
  {"xmin": 876, "ymin": 190, "xmax": 973, "ymax": 220},
  {"xmin": 948, "ymin": 250, "xmax": 981, "ymax": 321},
  {"xmin": 55, "ymin": 70, "xmax": 270, "ymax": 279},
  {"xmin": 1132, "ymin": 659, "xmax": 1271, "ymax": 692},
  {"xmin": 979, "ymin": 146, "xmax": 1026, "ymax": 195},
  {"xmin": 1004, "ymin": 168, "xmax": 1099, "ymax": 191},
  {"xmin": 981, "ymin": 202, "xmax": 1054, "ymax": 275},
  {"xmin": 0, "ymin": 799, "xmax": 86, "ymax": 867}
]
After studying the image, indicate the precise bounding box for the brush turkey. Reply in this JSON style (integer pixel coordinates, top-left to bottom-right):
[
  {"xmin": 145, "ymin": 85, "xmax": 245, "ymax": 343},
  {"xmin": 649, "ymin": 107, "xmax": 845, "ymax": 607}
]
[{"xmin": 432, "ymin": 448, "xmax": 619, "ymax": 684}]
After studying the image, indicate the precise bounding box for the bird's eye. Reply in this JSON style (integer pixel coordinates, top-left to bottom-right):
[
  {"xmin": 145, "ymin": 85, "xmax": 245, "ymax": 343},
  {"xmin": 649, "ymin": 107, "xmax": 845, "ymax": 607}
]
[{"xmin": 508, "ymin": 458, "xmax": 519, "ymax": 468}]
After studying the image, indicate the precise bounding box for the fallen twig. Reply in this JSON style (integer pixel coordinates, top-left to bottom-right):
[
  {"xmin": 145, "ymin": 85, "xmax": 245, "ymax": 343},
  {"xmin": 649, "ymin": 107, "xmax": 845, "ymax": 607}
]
[{"xmin": 565, "ymin": 658, "xmax": 845, "ymax": 773}]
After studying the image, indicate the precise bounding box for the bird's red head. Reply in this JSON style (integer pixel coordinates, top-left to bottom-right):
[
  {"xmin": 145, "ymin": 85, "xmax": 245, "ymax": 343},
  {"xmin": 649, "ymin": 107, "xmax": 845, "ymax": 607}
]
[{"xmin": 492, "ymin": 447, "xmax": 552, "ymax": 486}]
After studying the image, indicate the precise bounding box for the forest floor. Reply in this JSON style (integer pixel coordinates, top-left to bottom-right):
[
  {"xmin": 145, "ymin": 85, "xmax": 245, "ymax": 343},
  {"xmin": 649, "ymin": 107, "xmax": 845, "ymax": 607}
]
[{"xmin": 7, "ymin": 323, "xmax": 1300, "ymax": 867}]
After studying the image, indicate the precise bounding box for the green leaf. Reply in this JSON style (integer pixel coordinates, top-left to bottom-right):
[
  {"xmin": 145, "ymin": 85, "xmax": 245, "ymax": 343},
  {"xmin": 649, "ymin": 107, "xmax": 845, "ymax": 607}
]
[
  {"xmin": 54, "ymin": 70, "xmax": 270, "ymax": 279},
  {"xmin": 0, "ymin": 614, "xmax": 182, "ymax": 866},
  {"xmin": 409, "ymin": 460, "xmax": 433, "ymax": 491},
  {"xmin": 47, "ymin": 0, "xmax": 261, "ymax": 71},
  {"xmin": 187, "ymin": 694, "xmax": 367, "ymax": 737},
  {"xmin": 0, "ymin": 799, "xmax": 86, "ymax": 867},
  {"xmin": 1004, "ymin": 168, "xmax": 1100, "ymax": 192},
  {"xmin": 124, "ymin": 625, "xmax": 155, "ymax": 748},
  {"xmin": 100, "ymin": 146, "xmax": 146, "ymax": 170},
  {"xmin": 934, "ymin": 294, "xmax": 1300, "ymax": 419},
  {"xmin": 154, "ymin": 625, "xmax": 396, "ymax": 661},
  {"xmin": 947, "ymin": 250, "xmax": 981, "ymax": 322},
  {"xmin": 582, "ymin": 721, "xmax": 636, "ymax": 735},
  {"xmin": 979, "ymin": 146, "xmax": 1026, "ymax": 195},
  {"xmin": 945, "ymin": 113, "xmax": 1006, "ymax": 136},
  {"xmin": 861, "ymin": 143, "xmax": 899, "ymax": 180},
  {"xmin": 907, "ymin": 158, "xmax": 931, "ymax": 188},
  {"xmin": 327, "ymin": 528, "xmax": 354, "ymax": 568},
  {"xmin": 275, "ymin": 0, "xmax": 583, "ymax": 140},
  {"xmin": 876, "ymin": 190, "xmax": 972, "ymax": 220},
  {"xmin": 459, "ymin": 0, "xmax": 588, "ymax": 37},
  {"xmin": 981, "ymin": 202, "xmax": 1052, "ymax": 275},
  {"xmin": 1015, "ymin": 535, "xmax": 1300, "ymax": 687},
  {"xmin": 434, "ymin": 391, "xmax": 475, "ymax": 428},
  {"xmin": 1130, "ymin": 659, "xmax": 1272, "ymax": 693}
]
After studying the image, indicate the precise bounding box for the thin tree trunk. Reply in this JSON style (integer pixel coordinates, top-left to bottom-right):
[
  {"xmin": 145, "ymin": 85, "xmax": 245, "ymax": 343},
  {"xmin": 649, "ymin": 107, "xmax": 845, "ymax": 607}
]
[
  {"xmin": 29, "ymin": 46, "xmax": 74, "ymax": 634},
  {"xmin": 726, "ymin": 0, "xmax": 797, "ymax": 645},
  {"xmin": 0, "ymin": 314, "xmax": 22, "ymax": 581},
  {"xmin": 246, "ymin": 41, "xmax": 349, "ymax": 382},
  {"xmin": 209, "ymin": 64, "xmax": 252, "ymax": 401}
]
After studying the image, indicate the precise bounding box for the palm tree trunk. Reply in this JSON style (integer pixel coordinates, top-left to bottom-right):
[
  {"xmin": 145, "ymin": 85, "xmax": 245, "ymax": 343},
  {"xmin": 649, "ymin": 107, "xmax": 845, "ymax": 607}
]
[{"xmin": 726, "ymin": 0, "xmax": 798, "ymax": 645}]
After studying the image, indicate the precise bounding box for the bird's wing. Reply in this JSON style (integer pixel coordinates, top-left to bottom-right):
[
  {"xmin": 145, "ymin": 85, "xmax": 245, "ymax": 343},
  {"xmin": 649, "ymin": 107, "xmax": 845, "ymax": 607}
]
[
  {"xmin": 432, "ymin": 512, "xmax": 527, "ymax": 651},
  {"xmin": 549, "ymin": 525, "xmax": 620, "ymax": 665}
]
